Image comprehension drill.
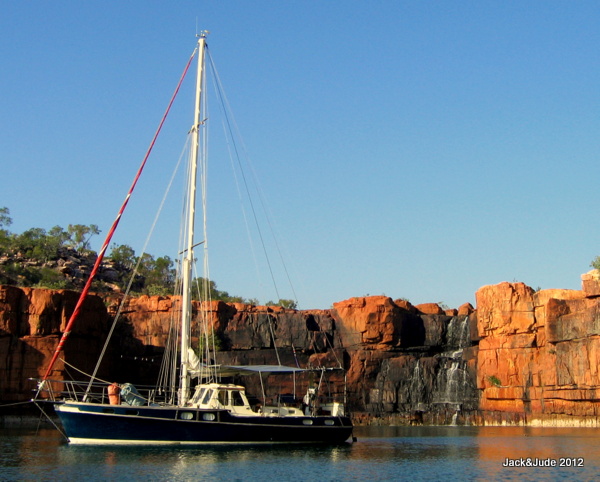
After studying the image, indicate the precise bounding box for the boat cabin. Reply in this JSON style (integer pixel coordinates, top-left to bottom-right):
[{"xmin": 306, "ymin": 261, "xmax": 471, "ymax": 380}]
[
  {"xmin": 188, "ymin": 383, "xmax": 305, "ymax": 417},
  {"xmin": 188, "ymin": 383, "xmax": 256, "ymax": 414}
]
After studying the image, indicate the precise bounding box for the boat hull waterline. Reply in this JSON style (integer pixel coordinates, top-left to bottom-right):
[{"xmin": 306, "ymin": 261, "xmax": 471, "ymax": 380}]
[{"xmin": 54, "ymin": 402, "xmax": 354, "ymax": 445}]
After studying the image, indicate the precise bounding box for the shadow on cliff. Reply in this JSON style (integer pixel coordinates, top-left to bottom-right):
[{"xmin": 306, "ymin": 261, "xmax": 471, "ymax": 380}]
[
  {"xmin": 0, "ymin": 332, "xmax": 45, "ymax": 402},
  {"xmin": 105, "ymin": 316, "xmax": 164, "ymax": 386}
]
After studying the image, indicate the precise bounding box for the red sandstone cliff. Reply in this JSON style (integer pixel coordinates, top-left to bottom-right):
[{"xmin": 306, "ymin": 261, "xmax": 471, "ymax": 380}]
[
  {"xmin": 2, "ymin": 271, "xmax": 600, "ymax": 426},
  {"xmin": 0, "ymin": 285, "xmax": 111, "ymax": 401},
  {"xmin": 476, "ymin": 271, "xmax": 600, "ymax": 426}
]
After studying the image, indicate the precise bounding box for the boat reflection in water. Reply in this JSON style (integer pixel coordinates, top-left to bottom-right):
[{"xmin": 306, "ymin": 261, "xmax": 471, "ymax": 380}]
[{"xmin": 3, "ymin": 426, "xmax": 599, "ymax": 480}]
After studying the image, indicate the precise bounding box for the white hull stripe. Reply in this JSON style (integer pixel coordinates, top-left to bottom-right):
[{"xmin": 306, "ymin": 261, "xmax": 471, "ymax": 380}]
[{"xmin": 68, "ymin": 438, "xmax": 338, "ymax": 445}]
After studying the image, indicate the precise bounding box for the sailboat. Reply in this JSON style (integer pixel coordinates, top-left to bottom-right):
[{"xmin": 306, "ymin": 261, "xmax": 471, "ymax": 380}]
[{"xmin": 33, "ymin": 33, "xmax": 353, "ymax": 445}]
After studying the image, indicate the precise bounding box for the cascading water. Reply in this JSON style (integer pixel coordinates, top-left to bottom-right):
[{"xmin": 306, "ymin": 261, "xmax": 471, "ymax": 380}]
[
  {"xmin": 370, "ymin": 313, "xmax": 479, "ymax": 424},
  {"xmin": 408, "ymin": 359, "xmax": 427, "ymax": 412},
  {"xmin": 430, "ymin": 315, "xmax": 478, "ymax": 424},
  {"xmin": 433, "ymin": 359, "xmax": 462, "ymax": 404},
  {"xmin": 445, "ymin": 315, "xmax": 471, "ymax": 351}
]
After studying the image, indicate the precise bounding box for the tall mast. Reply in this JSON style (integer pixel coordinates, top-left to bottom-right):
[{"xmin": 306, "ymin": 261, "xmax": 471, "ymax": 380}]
[{"xmin": 180, "ymin": 33, "xmax": 206, "ymax": 405}]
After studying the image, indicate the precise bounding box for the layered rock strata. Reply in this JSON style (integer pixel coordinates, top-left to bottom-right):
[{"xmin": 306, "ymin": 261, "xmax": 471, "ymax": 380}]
[{"xmin": 476, "ymin": 274, "xmax": 600, "ymax": 426}]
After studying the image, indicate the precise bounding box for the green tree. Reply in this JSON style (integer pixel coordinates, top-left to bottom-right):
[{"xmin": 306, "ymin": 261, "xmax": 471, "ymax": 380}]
[
  {"xmin": 67, "ymin": 224, "xmax": 100, "ymax": 252},
  {"xmin": 279, "ymin": 299, "xmax": 298, "ymax": 309},
  {"xmin": 154, "ymin": 256, "xmax": 175, "ymax": 286},
  {"xmin": 48, "ymin": 225, "xmax": 69, "ymax": 247},
  {"xmin": 137, "ymin": 253, "xmax": 176, "ymax": 295},
  {"xmin": 0, "ymin": 207, "xmax": 13, "ymax": 255},
  {"xmin": 34, "ymin": 267, "xmax": 72, "ymax": 290},
  {"xmin": 266, "ymin": 299, "xmax": 298, "ymax": 309},
  {"xmin": 13, "ymin": 228, "xmax": 51, "ymax": 261},
  {"xmin": 0, "ymin": 261, "xmax": 44, "ymax": 287},
  {"xmin": 192, "ymin": 277, "xmax": 245, "ymax": 303},
  {"xmin": 109, "ymin": 244, "xmax": 136, "ymax": 269},
  {"xmin": 45, "ymin": 225, "xmax": 70, "ymax": 256},
  {"xmin": 0, "ymin": 213, "xmax": 255, "ymax": 302},
  {"xmin": 591, "ymin": 256, "xmax": 600, "ymax": 271},
  {"xmin": 0, "ymin": 207, "xmax": 12, "ymax": 229},
  {"xmin": 194, "ymin": 277, "xmax": 224, "ymax": 300}
]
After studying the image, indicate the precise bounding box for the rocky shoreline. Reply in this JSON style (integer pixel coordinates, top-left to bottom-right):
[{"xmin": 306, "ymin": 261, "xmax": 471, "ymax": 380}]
[{"xmin": 2, "ymin": 270, "xmax": 600, "ymax": 426}]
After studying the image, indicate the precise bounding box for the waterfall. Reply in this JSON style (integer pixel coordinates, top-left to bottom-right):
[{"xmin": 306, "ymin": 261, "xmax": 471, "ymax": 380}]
[
  {"xmin": 408, "ymin": 359, "xmax": 427, "ymax": 412},
  {"xmin": 445, "ymin": 315, "xmax": 471, "ymax": 351},
  {"xmin": 450, "ymin": 411, "xmax": 459, "ymax": 426},
  {"xmin": 376, "ymin": 315, "xmax": 479, "ymax": 424},
  {"xmin": 429, "ymin": 315, "xmax": 477, "ymax": 423},
  {"xmin": 433, "ymin": 359, "xmax": 466, "ymax": 405}
]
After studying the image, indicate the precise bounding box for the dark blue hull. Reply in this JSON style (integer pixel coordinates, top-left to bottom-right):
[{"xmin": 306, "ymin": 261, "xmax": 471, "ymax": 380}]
[{"xmin": 54, "ymin": 402, "xmax": 353, "ymax": 444}]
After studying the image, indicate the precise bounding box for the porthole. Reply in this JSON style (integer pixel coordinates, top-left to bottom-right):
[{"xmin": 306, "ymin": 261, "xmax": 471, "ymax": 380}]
[
  {"xmin": 125, "ymin": 410, "xmax": 139, "ymax": 416},
  {"xmin": 202, "ymin": 413, "xmax": 216, "ymax": 421},
  {"xmin": 324, "ymin": 419, "xmax": 335, "ymax": 426},
  {"xmin": 102, "ymin": 408, "xmax": 115, "ymax": 414},
  {"xmin": 302, "ymin": 419, "xmax": 313, "ymax": 426},
  {"xmin": 180, "ymin": 412, "xmax": 194, "ymax": 420}
]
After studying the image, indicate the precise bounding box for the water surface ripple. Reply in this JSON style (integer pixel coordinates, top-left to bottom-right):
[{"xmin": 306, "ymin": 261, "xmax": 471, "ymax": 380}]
[{"xmin": 1, "ymin": 425, "xmax": 598, "ymax": 481}]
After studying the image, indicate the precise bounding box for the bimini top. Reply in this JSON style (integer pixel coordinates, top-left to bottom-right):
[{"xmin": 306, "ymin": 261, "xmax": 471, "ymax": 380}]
[
  {"xmin": 186, "ymin": 350, "xmax": 344, "ymax": 377},
  {"xmin": 193, "ymin": 364, "xmax": 344, "ymax": 377}
]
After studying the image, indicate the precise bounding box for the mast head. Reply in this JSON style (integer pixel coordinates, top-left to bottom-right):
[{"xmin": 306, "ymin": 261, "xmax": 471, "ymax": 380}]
[{"xmin": 197, "ymin": 30, "xmax": 209, "ymax": 39}]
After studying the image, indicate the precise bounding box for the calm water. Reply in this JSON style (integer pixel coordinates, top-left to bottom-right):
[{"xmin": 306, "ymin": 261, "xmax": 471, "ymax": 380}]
[{"xmin": 1, "ymin": 425, "xmax": 599, "ymax": 481}]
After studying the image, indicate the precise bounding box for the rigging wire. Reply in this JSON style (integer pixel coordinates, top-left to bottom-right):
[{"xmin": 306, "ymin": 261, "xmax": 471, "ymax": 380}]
[
  {"xmin": 206, "ymin": 48, "xmax": 305, "ymax": 364},
  {"xmin": 39, "ymin": 45, "xmax": 198, "ymax": 389},
  {"xmin": 208, "ymin": 60, "xmax": 261, "ymax": 295},
  {"xmin": 206, "ymin": 49, "xmax": 299, "ymax": 306},
  {"xmin": 83, "ymin": 133, "xmax": 190, "ymax": 399},
  {"xmin": 199, "ymin": 53, "xmax": 219, "ymax": 383}
]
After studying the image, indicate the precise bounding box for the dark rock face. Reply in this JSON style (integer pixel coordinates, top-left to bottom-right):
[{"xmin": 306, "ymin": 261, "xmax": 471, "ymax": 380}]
[{"xmin": 331, "ymin": 296, "xmax": 478, "ymax": 424}]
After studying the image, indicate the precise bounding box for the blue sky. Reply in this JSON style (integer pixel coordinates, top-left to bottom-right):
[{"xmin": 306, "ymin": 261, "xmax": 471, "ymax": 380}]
[{"xmin": 2, "ymin": 1, "xmax": 600, "ymax": 309}]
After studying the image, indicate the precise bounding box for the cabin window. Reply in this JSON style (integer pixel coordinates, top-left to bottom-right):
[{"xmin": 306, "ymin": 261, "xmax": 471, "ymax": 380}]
[
  {"xmin": 193, "ymin": 387, "xmax": 206, "ymax": 404},
  {"xmin": 202, "ymin": 389, "xmax": 213, "ymax": 405},
  {"xmin": 231, "ymin": 390, "xmax": 245, "ymax": 406},
  {"xmin": 180, "ymin": 412, "xmax": 194, "ymax": 420},
  {"xmin": 218, "ymin": 390, "xmax": 227, "ymax": 406},
  {"xmin": 102, "ymin": 408, "xmax": 115, "ymax": 414},
  {"xmin": 125, "ymin": 410, "xmax": 139, "ymax": 416}
]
